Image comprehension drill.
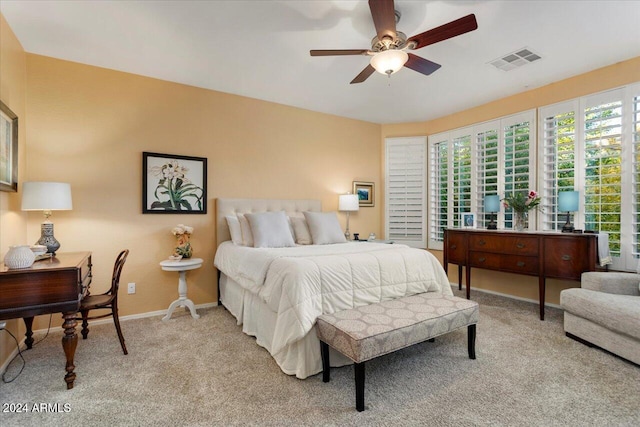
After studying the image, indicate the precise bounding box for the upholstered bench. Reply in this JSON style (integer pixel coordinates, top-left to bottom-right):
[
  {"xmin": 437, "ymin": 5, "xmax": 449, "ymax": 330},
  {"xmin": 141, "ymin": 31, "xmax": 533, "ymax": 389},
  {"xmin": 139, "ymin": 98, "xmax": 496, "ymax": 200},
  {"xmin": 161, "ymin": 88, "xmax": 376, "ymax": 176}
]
[{"xmin": 316, "ymin": 292, "xmax": 479, "ymax": 411}]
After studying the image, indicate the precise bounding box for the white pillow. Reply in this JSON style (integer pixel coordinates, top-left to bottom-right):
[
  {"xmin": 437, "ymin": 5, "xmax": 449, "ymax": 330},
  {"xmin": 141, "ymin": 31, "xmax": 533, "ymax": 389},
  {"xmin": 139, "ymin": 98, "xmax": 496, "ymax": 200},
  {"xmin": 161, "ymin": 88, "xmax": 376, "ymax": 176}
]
[
  {"xmin": 290, "ymin": 216, "xmax": 312, "ymax": 245},
  {"xmin": 245, "ymin": 211, "xmax": 296, "ymax": 248},
  {"xmin": 236, "ymin": 213, "xmax": 254, "ymax": 247},
  {"xmin": 303, "ymin": 211, "xmax": 347, "ymax": 245},
  {"xmin": 225, "ymin": 215, "xmax": 243, "ymax": 245}
]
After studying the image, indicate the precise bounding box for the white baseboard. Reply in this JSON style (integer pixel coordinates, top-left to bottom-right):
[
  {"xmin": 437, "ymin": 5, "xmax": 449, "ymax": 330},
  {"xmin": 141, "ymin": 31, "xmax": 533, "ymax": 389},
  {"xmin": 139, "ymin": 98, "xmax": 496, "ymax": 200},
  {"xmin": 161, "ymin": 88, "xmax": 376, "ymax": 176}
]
[
  {"xmin": 1, "ymin": 301, "xmax": 219, "ymax": 376},
  {"xmin": 450, "ymin": 282, "xmax": 561, "ymax": 309}
]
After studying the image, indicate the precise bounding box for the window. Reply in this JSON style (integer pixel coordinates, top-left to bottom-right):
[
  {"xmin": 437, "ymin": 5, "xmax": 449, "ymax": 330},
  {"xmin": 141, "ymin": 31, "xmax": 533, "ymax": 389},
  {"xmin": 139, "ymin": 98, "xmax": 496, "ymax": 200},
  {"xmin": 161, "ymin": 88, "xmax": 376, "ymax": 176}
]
[
  {"xmin": 538, "ymin": 83, "xmax": 640, "ymax": 270},
  {"xmin": 428, "ymin": 111, "xmax": 535, "ymax": 249},
  {"xmin": 385, "ymin": 137, "xmax": 427, "ymax": 248}
]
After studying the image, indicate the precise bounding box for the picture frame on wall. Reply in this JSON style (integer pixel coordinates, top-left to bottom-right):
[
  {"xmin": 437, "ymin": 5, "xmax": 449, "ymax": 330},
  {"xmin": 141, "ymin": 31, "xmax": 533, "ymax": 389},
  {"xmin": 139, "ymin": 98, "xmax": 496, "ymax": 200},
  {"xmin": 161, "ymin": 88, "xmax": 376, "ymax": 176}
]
[
  {"xmin": 353, "ymin": 181, "xmax": 374, "ymax": 207},
  {"xmin": 0, "ymin": 100, "xmax": 18, "ymax": 192},
  {"xmin": 462, "ymin": 212, "xmax": 476, "ymax": 228},
  {"xmin": 142, "ymin": 152, "xmax": 207, "ymax": 214}
]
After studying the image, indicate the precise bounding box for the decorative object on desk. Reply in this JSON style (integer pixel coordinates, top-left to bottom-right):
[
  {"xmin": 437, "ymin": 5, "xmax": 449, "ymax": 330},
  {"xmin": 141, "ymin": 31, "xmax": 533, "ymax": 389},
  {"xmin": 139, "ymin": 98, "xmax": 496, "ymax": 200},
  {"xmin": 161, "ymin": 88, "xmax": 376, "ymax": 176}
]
[
  {"xmin": 558, "ymin": 191, "xmax": 579, "ymax": 233},
  {"xmin": 172, "ymin": 224, "xmax": 193, "ymax": 259},
  {"xmin": 339, "ymin": 193, "xmax": 359, "ymax": 239},
  {"xmin": 368, "ymin": 232, "xmax": 376, "ymax": 241},
  {"xmin": 143, "ymin": 152, "xmax": 207, "ymax": 214},
  {"xmin": 3, "ymin": 245, "xmax": 36, "ymax": 269},
  {"xmin": 353, "ymin": 181, "xmax": 374, "ymax": 207},
  {"xmin": 30, "ymin": 244, "xmax": 47, "ymax": 256},
  {"xmin": 462, "ymin": 213, "xmax": 476, "ymax": 229},
  {"xmin": 21, "ymin": 181, "xmax": 73, "ymax": 254},
  {"xmin": 484, "ymin": 195, "xmax": 500, "ymax": 230},
  {"xmin": 502, "ymin": 190, "xmax": 540, "ymax": 231},
  {"xmin": 353, "ymin": 233, "xmax": 360, "ymax": 241},
  {"xmin": 0, "ymin": 100, "xmax": 18, "ymax": 192}
]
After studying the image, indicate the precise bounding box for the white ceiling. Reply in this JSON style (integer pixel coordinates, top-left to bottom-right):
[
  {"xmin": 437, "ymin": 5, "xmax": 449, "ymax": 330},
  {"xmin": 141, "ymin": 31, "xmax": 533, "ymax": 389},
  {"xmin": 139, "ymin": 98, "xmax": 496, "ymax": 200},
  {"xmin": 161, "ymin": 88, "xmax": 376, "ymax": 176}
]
[{"xmin": 2, "ymin": 1, "xmax": 639, "ymax": 124}]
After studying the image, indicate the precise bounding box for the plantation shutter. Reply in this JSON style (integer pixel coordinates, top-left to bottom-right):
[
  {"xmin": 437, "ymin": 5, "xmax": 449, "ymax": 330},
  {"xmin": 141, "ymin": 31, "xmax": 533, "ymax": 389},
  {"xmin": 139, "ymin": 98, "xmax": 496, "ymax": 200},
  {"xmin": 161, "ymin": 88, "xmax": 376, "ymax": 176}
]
[
  {"xmin": 451, "ymin": 131, "xmax": 473, "ymax": 228},
  {"xmin": 385, "ymin": 137, "xmax": 427, "ymax": 248},
  {"xmin": 474, "ymin": 122, "xmax": 500, "ymax": 229},
  {"xmin": 428, "ymin": 135, "xmax": 449, "ymax": 250},
  {"xmin": 539, "ymin": 101, "xmax": 579, "ymax": 231},
  {"xmin": 632, "ymin": 86, "xmax": 640, "ymax": 260},
  {"xmin": 583, "ymin": 89, "xmax": 624, "ymax": 262}
]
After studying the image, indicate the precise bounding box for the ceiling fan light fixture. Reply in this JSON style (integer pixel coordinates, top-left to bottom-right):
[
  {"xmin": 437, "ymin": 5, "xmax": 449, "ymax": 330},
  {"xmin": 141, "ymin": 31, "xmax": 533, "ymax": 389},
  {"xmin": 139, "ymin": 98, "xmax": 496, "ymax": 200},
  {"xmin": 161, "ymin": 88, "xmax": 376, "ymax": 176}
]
[{"xmin": 370, "ymin": 49, "xmax": 408, "ymax": 75}]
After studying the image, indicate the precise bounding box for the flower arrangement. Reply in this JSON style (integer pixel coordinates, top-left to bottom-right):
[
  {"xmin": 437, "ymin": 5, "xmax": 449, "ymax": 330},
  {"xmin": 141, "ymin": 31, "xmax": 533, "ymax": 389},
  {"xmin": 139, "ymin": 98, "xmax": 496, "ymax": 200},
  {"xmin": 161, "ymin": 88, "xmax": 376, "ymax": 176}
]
[
  {"xmin": 172, "ymin": 224, "xmax": 193, "ymax": 259},
  {"xmin": 502, "ymin": 190, "xmax": 541, "ymax": 213}
]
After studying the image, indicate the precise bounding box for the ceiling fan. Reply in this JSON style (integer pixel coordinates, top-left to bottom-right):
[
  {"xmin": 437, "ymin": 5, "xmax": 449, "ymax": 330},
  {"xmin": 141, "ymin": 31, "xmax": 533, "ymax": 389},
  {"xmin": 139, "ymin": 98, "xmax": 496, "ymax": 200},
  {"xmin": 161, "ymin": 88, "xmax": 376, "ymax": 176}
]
[{"xmin": 310, "ymin": 0, "xmax": 478, "ymax": 84}]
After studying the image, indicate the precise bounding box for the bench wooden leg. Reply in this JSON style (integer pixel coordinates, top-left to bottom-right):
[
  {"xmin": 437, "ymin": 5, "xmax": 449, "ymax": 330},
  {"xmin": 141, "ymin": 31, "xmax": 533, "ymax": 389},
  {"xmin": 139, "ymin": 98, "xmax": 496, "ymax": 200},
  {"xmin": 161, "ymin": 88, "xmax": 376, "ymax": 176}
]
[
  {"xmin": 468, "ymin": 324, "xmax": 476, "ymax": 359},
  {"xmin": 320, "ymin": 341, "xmax": 330, "ymax": 383},
  {"xmin": 355, "ymin": 362, "xmax": 365, "ymax": 412}
]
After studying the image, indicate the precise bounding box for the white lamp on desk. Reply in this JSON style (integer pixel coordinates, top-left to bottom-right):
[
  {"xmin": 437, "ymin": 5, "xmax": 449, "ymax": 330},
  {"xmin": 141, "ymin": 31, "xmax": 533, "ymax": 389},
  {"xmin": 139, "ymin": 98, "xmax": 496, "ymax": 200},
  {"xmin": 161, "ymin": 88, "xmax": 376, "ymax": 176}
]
[
  {"xmin": 339, "ymin": 193, "xmax": 359, "ymax": 240},
  {"xmin": 484, "ymin": 195, "xmax": 500, "ymax": 230},
  {"xmin": 21, "ymin": 182, "xmax": 73, "ymax": 254}
]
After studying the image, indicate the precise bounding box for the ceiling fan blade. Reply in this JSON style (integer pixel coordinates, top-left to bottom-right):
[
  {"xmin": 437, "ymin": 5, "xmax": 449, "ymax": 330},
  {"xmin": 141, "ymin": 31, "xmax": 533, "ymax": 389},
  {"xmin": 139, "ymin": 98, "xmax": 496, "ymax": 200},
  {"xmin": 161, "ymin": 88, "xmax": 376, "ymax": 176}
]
[
  {"xmin": 310, "ymin": 49, "xmax": 371, "ymax": 56},
  {"xmin": 369, "ymin": 0, "xmax": 397, "ymax": 42},
  {"xmin": 408, "ymin": 14, "xmax": 478, "ymax": 50},
  {"xmin": 404, "ymin": 53, "xmax": 441, "ymax": 76},
  {"xmin": 350, "ymin": 64, "xmax": 376, "ymax": 84}
]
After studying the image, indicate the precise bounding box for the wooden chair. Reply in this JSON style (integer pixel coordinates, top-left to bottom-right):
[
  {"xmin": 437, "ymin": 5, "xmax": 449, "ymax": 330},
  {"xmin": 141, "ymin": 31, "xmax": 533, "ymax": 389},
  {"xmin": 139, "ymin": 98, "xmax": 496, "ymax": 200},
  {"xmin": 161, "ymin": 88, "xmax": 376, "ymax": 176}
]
[{"xmin": 78, "ymin": 249, "xmax": 129, "ymax": 355}]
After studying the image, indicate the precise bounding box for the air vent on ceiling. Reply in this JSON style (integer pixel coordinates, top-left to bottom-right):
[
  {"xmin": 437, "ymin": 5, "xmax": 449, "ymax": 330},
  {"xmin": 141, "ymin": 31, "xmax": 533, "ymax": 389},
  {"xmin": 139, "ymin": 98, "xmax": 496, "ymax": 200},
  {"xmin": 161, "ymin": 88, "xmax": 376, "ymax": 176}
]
[{"xmin": 489, "ymin": 47, "xmax": 542, "ymax": 71}]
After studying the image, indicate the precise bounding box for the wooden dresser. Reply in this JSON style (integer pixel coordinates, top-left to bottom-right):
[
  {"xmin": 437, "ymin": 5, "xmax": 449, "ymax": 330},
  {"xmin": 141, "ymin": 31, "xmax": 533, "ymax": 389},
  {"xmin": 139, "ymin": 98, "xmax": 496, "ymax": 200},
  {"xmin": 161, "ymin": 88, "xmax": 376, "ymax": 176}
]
[{"xmin": 443, "ymin": 230, "xmax": 597, "ymax": 320}]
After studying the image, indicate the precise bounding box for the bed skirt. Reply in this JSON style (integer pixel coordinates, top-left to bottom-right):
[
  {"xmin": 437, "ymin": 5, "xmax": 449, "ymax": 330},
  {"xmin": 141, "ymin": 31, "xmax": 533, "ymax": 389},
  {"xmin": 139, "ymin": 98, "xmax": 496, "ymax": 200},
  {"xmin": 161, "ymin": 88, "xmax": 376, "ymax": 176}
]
[{"xmin": 219, "ymin": 273, "xmax": 352, "ymax": 379}]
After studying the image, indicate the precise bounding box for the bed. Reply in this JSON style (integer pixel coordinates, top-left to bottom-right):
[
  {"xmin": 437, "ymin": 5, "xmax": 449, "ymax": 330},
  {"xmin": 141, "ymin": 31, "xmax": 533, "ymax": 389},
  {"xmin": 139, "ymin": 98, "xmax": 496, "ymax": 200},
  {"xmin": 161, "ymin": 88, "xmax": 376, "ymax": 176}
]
[{"xmin": 214, "ymin": 198, "xmax": 453, "ymax": 379}]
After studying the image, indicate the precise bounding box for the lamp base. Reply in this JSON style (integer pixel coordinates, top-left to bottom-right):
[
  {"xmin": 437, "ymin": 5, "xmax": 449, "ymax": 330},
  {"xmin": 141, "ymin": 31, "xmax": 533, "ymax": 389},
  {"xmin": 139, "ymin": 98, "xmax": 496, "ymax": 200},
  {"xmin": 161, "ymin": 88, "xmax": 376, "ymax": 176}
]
[
  {"xmin": 487, "ymin": 213, "xmax": 497, "ymax": 230},
  {"xmin": 37, "ymin": 222, "xmax": 61, "ymax": 254},
  {"xmin": 561, "ymin": 212, "xmax": 574, "ymax": 233}
]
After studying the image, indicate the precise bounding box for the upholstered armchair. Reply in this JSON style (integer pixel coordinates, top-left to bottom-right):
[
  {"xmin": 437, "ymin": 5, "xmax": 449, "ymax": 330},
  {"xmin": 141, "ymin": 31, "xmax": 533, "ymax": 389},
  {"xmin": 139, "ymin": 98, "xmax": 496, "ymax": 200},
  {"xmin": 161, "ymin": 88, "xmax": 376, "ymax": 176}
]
[{"xmin": 560, "ymin": 272, "xmax": 640, "ymax": 365}]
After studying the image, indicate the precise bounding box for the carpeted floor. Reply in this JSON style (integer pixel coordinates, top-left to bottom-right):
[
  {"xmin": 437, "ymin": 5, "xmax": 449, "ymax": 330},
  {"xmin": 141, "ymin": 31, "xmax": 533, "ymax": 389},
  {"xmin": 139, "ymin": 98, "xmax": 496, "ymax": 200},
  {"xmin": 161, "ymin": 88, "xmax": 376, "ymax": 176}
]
[{"xmin": 1, "ymin": 287, "xmax": 639, "ymax": 426}]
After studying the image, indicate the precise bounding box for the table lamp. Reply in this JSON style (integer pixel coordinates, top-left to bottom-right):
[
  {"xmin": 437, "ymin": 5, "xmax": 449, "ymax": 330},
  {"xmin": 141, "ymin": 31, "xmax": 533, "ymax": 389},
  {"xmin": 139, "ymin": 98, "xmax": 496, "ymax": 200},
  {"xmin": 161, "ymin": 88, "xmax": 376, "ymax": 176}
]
[
  {"xmin": 558, "ymin": 191, "xmax": 579, "ymax": 233},
  {"xmin": 485, "ymin": 194, "xmax": 500, "ymax": 230},
  {"xmin": 21, "ymin": 182, "xmax": 73, "ymax": 254},
  {"xmin": 339, "ymin": 193, "xmax": 359, "ymax": 239}
]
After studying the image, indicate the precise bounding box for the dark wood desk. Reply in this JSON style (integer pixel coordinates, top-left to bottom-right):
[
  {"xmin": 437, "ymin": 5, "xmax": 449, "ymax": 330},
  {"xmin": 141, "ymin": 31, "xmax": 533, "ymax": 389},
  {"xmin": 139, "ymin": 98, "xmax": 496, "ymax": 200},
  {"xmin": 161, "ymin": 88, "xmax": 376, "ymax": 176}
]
[
  {"xmin": 0, "ymin": 252, "xmax": 92, "ymax": 389},
  {"xmin": 443, "ymin": 229, "xmax": 597, "ymax": 320}
]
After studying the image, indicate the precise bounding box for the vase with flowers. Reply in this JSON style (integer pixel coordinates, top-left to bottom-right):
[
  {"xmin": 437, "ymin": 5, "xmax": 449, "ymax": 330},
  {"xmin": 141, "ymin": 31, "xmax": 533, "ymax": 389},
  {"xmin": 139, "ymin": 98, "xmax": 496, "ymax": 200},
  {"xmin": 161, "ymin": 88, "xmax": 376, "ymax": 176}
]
[
  {"xmin": 502, "ymin": 190, "xmax": 541, "ymax": 231},
  {"xmin": 172, "ymin": 224, "xmax": 194, "ymax": 259}
]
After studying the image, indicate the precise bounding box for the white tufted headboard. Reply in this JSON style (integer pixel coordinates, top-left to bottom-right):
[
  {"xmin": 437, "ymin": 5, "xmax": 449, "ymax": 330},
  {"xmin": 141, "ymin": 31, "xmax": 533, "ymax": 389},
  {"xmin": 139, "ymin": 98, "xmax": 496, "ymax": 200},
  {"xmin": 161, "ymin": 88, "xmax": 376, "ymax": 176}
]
[{"xmin": 215, "ymin": 198, "xmax": 322, "ymax": 247}]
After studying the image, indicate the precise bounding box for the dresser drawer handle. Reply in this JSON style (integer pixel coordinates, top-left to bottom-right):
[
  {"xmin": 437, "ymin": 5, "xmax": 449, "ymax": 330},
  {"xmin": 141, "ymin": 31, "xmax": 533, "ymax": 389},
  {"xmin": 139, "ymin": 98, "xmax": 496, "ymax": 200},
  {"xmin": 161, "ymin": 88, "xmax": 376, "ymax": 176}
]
[
  {"xmin": 451, "ymin": 244, "xmax": 457, "ymax": 250},
  {"xmin": 516, "ymin": 243, "xmax": 525, "ymax": 249},
  {"xmin": 478, "ymin": 257, "xmax": 486, "ymax": 263},
  {"xmin": 517, "ymin": 261, "xmax": 525, "ymax": 267},
  {"xmin": 562, "ymin": 255, "xmax": 572, "ymax": 261},
  {"xmin": 478, "ymin": 240, "xmax": 486, "ymax": 246}
]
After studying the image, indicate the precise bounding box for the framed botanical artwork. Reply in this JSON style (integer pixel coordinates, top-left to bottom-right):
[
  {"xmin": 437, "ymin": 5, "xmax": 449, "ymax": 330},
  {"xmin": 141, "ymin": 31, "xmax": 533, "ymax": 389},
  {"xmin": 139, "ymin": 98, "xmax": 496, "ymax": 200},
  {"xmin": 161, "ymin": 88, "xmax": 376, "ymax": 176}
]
[
  {"xmin": 353, "ymin": 181, "xmax": 374, "ymax": 207},
  {"xmin": 462, "ymin": 212, "xmax": 476, "ymax": 228},
  {"xmin": 0, "ymin": 100, "xmax": 18, "ymax": 192},
  {"xmin": 142, "ymin": 152, "xmax": 207, "ymax": 214}
]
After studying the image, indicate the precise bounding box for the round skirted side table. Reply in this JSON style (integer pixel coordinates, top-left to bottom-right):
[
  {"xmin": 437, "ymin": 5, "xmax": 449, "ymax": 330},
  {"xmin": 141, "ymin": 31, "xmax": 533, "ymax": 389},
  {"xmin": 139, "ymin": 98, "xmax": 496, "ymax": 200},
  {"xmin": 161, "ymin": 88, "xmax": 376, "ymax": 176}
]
[{"xmin": 159, "ymin": 258, "xmax": 203, "ymax": 321}]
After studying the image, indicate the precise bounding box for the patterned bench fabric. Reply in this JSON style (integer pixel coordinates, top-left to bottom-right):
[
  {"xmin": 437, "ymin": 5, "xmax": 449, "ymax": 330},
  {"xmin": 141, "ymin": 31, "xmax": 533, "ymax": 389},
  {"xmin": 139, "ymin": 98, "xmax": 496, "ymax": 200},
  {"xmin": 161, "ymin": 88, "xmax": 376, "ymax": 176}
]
[{"xmin": 316, "ymin": 293, "xmax": 479, "ymax": 363}]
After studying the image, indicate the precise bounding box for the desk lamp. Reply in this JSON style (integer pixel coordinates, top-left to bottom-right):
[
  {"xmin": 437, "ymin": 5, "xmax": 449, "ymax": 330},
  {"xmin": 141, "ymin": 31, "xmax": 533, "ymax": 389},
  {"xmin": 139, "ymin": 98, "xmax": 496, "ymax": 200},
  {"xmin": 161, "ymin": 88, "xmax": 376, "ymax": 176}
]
[
  {"xmin": 558, "ymin": 191, "xmax": 579, "ymax": 233},
  {"xmin": 21, "ymin": 182, "xmax": 73, "ymax": 254},
  {"xmin": 339, "ymin": 193, "xmax": 359, "ymax": 239},
  {"xmin": 485, "ymin": 194, "xmax": 500, "ymax": 230}
]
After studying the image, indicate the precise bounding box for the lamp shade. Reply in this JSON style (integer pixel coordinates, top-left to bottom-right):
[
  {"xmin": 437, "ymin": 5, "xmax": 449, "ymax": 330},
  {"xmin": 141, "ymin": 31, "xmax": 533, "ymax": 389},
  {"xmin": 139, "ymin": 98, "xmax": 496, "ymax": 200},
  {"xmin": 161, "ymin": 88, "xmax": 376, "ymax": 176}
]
[
  {"xmin": 558, "ymin": 191, "xmax": 579, "ymax": 212},
  {"xmin": 21, "ymin": 182, "xmax": 73, "ymax": 211},
  {"xmin": 339, "ymin": 194, "xmax": 359, "ymax": 212},
  {"xmin": 485, "ymin": 195, "xmax": 500, "ymax": 213},
  {"xmin": 370, "ymin": 49, "xmax": 409, "ymax": 75}
]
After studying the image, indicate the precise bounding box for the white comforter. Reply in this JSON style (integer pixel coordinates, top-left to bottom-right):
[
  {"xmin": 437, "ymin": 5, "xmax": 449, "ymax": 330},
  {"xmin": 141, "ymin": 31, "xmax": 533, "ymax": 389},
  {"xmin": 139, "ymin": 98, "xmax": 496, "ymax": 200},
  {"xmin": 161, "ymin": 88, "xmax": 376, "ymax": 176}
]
[{"xmin": 214, "ymin": 241, "xmax": 452, "ymax": 355}]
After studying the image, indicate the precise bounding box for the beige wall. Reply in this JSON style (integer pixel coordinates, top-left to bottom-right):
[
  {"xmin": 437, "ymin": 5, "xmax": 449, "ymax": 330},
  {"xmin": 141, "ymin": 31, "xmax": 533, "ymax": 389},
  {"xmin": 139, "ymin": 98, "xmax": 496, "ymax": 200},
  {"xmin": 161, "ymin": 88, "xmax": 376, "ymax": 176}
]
[
  {"xmin": 382, "ymin": 56, "xmax": 640, "ymax": 304},
  {"xmin": 23, "ymin": 54, "xmax": 382, "ymax": 330},
  {"xmin": 0, "ymin": 14, "xmax": 28, "ymax": 366}
]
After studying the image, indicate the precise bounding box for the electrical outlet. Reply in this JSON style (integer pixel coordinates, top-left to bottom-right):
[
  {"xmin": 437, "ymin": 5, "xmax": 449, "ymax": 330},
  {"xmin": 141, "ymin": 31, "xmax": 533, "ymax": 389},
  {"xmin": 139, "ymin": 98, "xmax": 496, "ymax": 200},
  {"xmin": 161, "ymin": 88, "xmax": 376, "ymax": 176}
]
[
  {"xmin": 127, "ymin": 282, "xmax": 136, "ymax": 294},
  {"xmin": 0, "ymin": 321, "xmax": 6, "ymax": 330}
]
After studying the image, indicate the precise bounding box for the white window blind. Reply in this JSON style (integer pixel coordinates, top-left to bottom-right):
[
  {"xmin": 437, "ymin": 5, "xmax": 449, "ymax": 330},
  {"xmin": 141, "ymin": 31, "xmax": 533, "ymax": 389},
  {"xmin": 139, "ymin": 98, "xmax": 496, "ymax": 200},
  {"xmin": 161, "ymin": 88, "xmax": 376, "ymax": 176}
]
[
  {"xmin": 503, "ymin": 115, "xmax": 535, "ymax": 228},
  {"xmin": 474, "ymin": 124, "xmax": 499, "ymax": 228},
  {"xmin": 428, "ymin": 138, "xmax": 448, "ymax": 249},
  {"xmin": 385, "ymin": 137, "xmax": 427, "ymax": 248},
  {"xmin": 452, "ymin": 133, "xmax": 473, "ymax": 227},
  {"xmin": 632, "ymin": 91, "xmax": 640, "ymax": 259}
]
